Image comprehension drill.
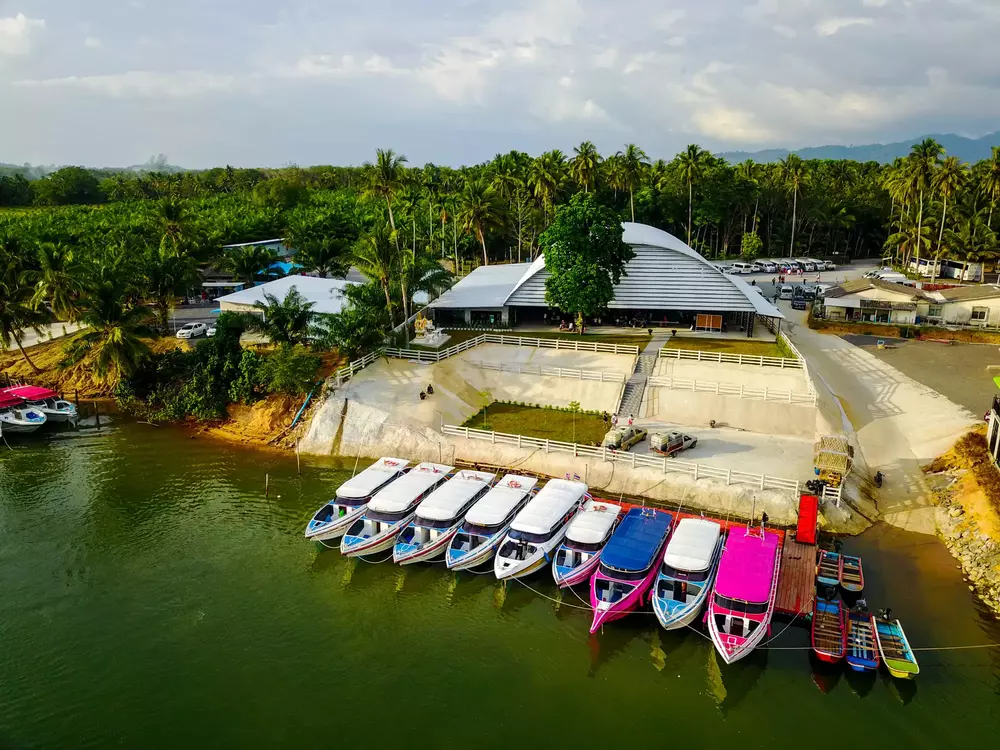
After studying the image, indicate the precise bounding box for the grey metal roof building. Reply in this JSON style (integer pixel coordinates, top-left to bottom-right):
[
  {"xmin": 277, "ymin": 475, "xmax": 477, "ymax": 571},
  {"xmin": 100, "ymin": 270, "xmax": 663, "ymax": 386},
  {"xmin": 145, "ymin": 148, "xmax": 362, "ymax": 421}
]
[{"xmin": 430, "ymin": 222, "xmax": 783, "ymax": 332}]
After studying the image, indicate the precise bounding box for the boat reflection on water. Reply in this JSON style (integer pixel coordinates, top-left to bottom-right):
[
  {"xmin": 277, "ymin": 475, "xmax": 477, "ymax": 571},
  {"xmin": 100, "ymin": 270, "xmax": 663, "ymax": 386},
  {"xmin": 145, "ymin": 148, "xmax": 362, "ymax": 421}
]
[
  {"xmin": 881, "ymin": 670, "xmax": 918, "ymax": 705},
  {"xmin": 586, "ymin": 620, "xmax": 647, "ymax": 678},
  {"xmin": 844, "ymin": 664, "xmax": 877, "ymax": 699},
  {"xmin": 706, "ymin": 646, "xmax": 768, "ymax": 715},
  {"xmin": 809, "ymin": 653, "xmax": 843, "ymax": 695}
]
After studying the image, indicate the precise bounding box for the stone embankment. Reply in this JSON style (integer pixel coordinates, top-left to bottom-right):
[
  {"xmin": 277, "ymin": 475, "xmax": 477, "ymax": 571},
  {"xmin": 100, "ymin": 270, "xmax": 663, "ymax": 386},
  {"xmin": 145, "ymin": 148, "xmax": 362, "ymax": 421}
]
[{"xmin": 937, "ymin": 498, "xmax": 1000, "ymax": 615}]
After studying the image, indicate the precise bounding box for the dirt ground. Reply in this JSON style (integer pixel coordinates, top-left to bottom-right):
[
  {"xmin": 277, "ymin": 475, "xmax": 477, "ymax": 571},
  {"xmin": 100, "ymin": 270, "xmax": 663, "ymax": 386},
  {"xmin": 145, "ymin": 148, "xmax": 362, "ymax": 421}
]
[{"xmin": 844, "ymin": 335, "xmax": 999, "ymax": 417}]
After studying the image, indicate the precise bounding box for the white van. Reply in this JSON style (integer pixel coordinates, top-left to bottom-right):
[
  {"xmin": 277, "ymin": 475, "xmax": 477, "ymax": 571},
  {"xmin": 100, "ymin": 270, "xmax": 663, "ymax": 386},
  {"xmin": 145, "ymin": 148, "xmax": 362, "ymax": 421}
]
[
  {"xmin": 779, "ymin": 284, "xmax": 794, "ymax": 300},
  {"xmin": 753, "ymin": 261, "xmax": 776, "ymax": 273},
  {"xmin": 730, "ymin": 262, "xmax": 754, "ymax": 274},
  {"xmin": 795, "ymin": 259, "xmax": 816, "ymax": 272}
]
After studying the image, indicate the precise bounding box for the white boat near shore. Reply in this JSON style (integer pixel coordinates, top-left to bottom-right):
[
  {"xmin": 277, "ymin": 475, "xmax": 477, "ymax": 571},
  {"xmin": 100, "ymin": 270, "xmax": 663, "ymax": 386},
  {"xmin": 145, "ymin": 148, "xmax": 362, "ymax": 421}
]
[
  {"xmin": 0, "ymin": 393, "xmax": 48, "ymax": 434},
  {"xmin": 305, "ymin": 458, "xmax": 410, "ymax": 544},
  {"xmin": 446, "ymin": 475, "xmax": 537, "ymax": 571}
]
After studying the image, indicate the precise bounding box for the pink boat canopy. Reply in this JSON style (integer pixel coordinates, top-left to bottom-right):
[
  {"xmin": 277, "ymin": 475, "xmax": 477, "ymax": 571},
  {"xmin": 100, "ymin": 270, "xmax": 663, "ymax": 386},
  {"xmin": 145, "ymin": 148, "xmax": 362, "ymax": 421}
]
[
  {"xmin": 2, "ymin": 385, "xmax": 59, "ymax": 401},
  {"xmin": 0, "ymin": 394, "xmax": 26, "ymax": 409},
  {"xmin": 714, "ymin": 528, "xmax": 780, "ymax": 604}
]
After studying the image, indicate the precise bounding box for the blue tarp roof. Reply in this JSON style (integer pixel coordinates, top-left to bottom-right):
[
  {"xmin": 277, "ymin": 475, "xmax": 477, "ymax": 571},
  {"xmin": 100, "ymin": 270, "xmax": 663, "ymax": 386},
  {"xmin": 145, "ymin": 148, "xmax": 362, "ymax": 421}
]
[{"xmin": 600, "ymin": 508, "xmax": 673, "ymax": 572}]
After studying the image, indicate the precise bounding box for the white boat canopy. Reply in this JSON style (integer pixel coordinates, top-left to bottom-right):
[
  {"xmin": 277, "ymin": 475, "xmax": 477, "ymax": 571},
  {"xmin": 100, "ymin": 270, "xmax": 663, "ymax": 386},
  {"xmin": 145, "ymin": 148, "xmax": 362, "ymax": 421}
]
[
  {"xmin": 368, "ymin": 462, "xmax": 453, "ymax": 514},
  {"xmin": 511, "ymin": 479, "xmax": 588, "ymax": 536},
  {"xmin": 336, "ymin": 457, "xmax": 410, "ymax": 500},
  {"xmin": 664, "ymin": 518, "xmax": 722, "ymax": 572},
  {"xmin": 565, "ymin": 500, "xmax": 623, "ymax": 545},
  {"xmin": 464, "ymin": 475, "xmax": 538, "ymax": 526},
  {"xmin": 416, "ymin": 470, "xmax": 496, "ymax": 523}
]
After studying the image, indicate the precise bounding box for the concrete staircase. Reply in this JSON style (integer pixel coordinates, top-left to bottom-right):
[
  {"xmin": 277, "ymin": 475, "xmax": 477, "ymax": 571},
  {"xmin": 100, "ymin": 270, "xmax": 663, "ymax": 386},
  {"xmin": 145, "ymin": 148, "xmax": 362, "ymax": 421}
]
[{"xmin": 615, "ymin": 335, "xmax": 667, "ymax": 417}]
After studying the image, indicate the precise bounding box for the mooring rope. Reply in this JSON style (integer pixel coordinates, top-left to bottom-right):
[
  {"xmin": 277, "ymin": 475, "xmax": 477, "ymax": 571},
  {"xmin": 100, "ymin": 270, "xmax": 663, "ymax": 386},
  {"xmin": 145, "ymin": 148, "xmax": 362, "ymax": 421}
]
[{"xmin": 512, "ymin": 578, "xmax": 591, "ymax": 610}]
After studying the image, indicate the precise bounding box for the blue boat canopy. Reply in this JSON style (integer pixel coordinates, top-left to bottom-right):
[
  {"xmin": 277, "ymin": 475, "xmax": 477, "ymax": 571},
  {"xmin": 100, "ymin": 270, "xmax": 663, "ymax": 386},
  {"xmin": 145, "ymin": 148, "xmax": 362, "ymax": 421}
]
[{"xmin": 601, "ymin": 508, "xmax": 673, "ymax": 573}]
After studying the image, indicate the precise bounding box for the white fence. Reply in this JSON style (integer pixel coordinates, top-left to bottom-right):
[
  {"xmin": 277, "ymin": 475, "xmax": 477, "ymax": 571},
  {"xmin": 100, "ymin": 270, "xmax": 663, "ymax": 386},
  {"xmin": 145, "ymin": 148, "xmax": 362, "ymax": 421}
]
[
  {"xmin": 441, "ymin": 424, "xmax": 801, "ymax": 494},
  {"xmin": 468, "ymin": 360, "xmax": 627, "ymax": 383},
  {"xmin": 646, "ymin": 375, "xmax": 817, "ymax": 405},
  {"xmin": 659, "ymin": 347, "xmax": 804, "ymax": 370},
  {"xmin": 821, "ymin": 484, "xmax": 843, "ymax": 508}
]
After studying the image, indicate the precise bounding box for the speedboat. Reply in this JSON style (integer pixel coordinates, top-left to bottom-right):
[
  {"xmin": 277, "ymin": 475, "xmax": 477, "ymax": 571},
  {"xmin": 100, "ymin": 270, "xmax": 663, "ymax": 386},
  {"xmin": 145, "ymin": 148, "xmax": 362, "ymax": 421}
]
[
  {"xmin": 589, "ymin": 507, "xmax": 673, "ymax": 633},
  {"xmin": 340, "ymin": 462, "xmax": 453, "ymax": 557},
  {"xmin": 445, "ymin": 475, "xmax": 537, "ymax": 571},
  {"xmin": 2, "ymin": 385, "xmax": 77, "ymax": 422},
  {"xmin": 393, "ymin": 470, "xmax": 496, "ymax": 565},
  {"xmin": 304, "ymin": 457, "xmax": 410, "ymax": 545},
  {"xmin": 651, "ymin": 517, "xmax": 723, "ymax": 630},
  {"xmin": 0, "ymin": 394, "xmax": 48, "ymax": 434},
  {"xmin": 494, "ymin": 479, "xmax": 588, "ymax": 580},
  {"xmin": 706, "ymin": 525, "xmax": 781, "ymax": 664},
  {"xmin": 551, "ymin": 500, "xmax": 622, "ymax": 588}
]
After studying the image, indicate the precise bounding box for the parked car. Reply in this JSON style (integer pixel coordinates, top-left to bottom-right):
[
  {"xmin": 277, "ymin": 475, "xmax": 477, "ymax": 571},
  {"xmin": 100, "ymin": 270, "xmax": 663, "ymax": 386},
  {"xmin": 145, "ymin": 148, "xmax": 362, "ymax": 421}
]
[
  {"xmin": 823, "ymin": 260, "xmax": 837, "ymax": 270},
  {"xmin": 795, "ymin": 285, "xmax": 817, "ymax": 300},
  {"xmin": 602, "ymin": 425, "xmax": 647, "ymax": 451},
  {"xmin": 759, "ymin": 261, "xmax": 778, "ymax": 273},
  {"xmin": 779, "ymin": 284, "xmax": 795, "ymax": 300},
  {"xmin": 730, "ymin": 262, "xmax": 754, "ymax": 274},
  {"xmin": 176, "ymin": 322, "xmax": 208, "ymax": 339},
  {"xmin": 649, "ymin": 431, "xmax": 698, "ymax": 457},
  {"xmin": 206, "ymin": 326, "xmax": 217, "ymax": 337},
  {"xmin": 791, "ymin": 295, "xmax": 808, "ymax": 310}
]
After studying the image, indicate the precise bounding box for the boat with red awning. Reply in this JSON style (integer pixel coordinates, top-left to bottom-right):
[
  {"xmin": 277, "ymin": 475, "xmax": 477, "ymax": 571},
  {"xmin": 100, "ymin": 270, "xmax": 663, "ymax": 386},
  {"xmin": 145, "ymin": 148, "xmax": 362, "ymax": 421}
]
[
  {"xmin": 2, "ymin": 385, "xmax": 77, "ymax": 423},
  {"xmin": 0, "ymin": 393, "xmax": 48, "ymax": 433}
]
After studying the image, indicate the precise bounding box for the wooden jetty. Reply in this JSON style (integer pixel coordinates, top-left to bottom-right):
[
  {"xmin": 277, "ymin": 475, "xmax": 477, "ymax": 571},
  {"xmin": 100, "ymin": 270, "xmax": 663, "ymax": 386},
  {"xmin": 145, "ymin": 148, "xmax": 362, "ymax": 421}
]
[{"xmin": 775, "ymin": 537, "xmax": 816, "ymax": 617}]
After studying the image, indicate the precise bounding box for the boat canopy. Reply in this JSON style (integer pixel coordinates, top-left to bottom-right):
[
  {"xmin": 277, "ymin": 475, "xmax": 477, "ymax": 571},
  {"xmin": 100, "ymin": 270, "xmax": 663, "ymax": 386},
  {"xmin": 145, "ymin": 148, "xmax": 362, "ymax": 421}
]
[
  {"xmin": 336, "ymin": 457, "xmax": 410, "ymax": 500},
  {"xmin": 0, "ymin": 394, "xmax": 25, "ymax": 409},
  {"xmin": 566, "ymin": 500, "xmax": 623, "ymax": 545},
  {"xmin": 367, "ymin": 462, "xmax": 453, "ymax": 514},
  {"xmin": 714, "ymin": 528, "xmax": 780, "ymax": 603},
  {"xmin": 664, "ymin": 518, "xmax": 722, "ymax": 573},
  {"xmin": 464, "ymin": 475, "xmax": 537, "ymax": 526},
  {"xmin": 416, "ymin": 470, "xmax": 496, "ymax": 522},
  {"xmin": 511, "ymin": 479, "xmax": 588, "ymax": 536},
  {"xmin": 2, "ymin": 385, "xmax": 59, "ymax": 401},
  {"xmin": 601, "ymin": 508, "xmax": 673, "ymax": 573}
]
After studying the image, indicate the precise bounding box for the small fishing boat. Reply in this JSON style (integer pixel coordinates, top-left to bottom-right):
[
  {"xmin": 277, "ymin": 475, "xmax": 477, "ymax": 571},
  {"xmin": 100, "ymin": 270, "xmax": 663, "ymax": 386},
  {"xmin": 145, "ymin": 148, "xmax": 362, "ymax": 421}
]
[
  {"xmin": 816, "ymin": 549, "xmax": 843, "ymax": 588},
  {"xmin": 875, "ymin": 616, "xmax": 919, "ymax": 679},
  {"xmin": 589, "ymin": 507, "xmax": 674, "ymax": 633},
  {"xmin": 811, "ymin": 597, "xmax": 846, "ymax": 663},
  {"xmin": 706, "ymin": 525, "xmax": 781, "ymax": 665},
  {"xmin": 1, "ymin": 385, "xmax": 77, "ymax": 422},
  {"xmin": 393, "ymin": 470, "xmax": 496, "ymax": 564},
  {"xmin": 494, "ymin": 479, "xmax": 588, "ymax": 580},
  {"xmin": 551, "ymin": 500, "xmax": 623, "ymax": 588},
  {"xmin": 445, "ymin": 475, "xmax": 537, "ymax": 571},
  {"xmin": 651, "ymin": 517, "xmax": 723, "ymax": 630},
  {"xmin": 841, "ymin": 555, "xmax": 864, "ymax": 593},
  {"xmin": 340, "ymin": 462, "xmax": 453, "ymax": 557},
  {"xmin": 845, "ymin": 605, "xmax": 880, "ymax": 672},
  {"xmin": 304, "ymin": 458, "xmax": 410, "ymax": 544},
  {"xmin": 0, "ymin": 394, "xmax": 48, "ymax": 434}
]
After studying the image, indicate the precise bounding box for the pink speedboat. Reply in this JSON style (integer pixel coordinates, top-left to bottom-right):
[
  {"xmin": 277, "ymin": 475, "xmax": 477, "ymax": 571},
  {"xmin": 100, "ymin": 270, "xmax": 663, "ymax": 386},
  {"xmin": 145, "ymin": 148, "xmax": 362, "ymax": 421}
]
[
  {"xmin": 706, "ymin": 525, "xmax": 781, "ymax": 664},
  {"xmin": 589, "ymin": 507, "xmax": 673, "ymax": 633}
]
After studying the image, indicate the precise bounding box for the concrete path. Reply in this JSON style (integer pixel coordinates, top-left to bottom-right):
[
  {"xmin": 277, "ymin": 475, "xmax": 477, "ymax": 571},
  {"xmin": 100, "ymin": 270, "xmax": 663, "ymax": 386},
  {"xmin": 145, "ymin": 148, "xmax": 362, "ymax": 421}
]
[
  {"xmin": 782, "ymin": 305, "xmax": 979, "ymax": 535},
  {"xmin": 19, "ymin": 322, "xmax": 86, "ymax": 348}
]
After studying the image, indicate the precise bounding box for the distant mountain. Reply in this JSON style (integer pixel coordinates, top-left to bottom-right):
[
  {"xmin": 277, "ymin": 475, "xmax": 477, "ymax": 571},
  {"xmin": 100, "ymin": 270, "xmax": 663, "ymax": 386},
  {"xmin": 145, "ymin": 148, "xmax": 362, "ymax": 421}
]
[{"xmin": 719, "ymin": 132, "xmax": 1000, "ymax": 165}]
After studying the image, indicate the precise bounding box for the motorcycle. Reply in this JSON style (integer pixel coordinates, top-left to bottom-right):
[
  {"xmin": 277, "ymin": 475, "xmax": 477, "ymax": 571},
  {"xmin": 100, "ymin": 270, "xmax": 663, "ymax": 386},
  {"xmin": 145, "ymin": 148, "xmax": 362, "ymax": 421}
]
[{"xmin": 874, "ymin": 471, "xmax": 884, "ymax": 488}]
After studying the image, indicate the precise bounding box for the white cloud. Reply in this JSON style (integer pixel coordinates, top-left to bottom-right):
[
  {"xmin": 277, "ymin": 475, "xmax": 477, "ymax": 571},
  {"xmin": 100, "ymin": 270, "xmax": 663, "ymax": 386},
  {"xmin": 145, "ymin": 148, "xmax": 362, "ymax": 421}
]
[
  {"xmin": 84, "ymin": 36, "xmax": 103, "ymax": 49},
  {"xmin": 691, "ymin": 106, "xmax": 775, "ymax": 142},
  {"xmin": 772, "ymin": 25, "xmax": 798, "ymax": 38},
  {"xmin": 862, "ymin": 0, "xmax": 890, "ymax": 7},
  {"xmin": 14, "ymin": 70, "xmax": 240, "ymax": 97},
  {"xmin": 815, "ymin": 17, "xmax": 875, "ymax": 36},
  {"xmin": 0, "ymin": 13, "xmax": 45, "ymax": 56}
]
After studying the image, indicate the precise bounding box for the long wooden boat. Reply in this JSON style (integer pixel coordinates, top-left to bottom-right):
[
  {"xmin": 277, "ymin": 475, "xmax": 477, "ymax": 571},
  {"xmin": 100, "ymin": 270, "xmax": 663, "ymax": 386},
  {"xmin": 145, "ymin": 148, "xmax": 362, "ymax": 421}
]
[
  {"xmin": 811, "ymin": 598, "xmax": 846, "ymax": 663},
  {"xmin": 816, "ymin": 550, "xmax": 843, "ymax": 588},
  {"xmin": 840, "ymin": 555, "xmax": 864, "ymax": 593},
  {"xmin": 845, "ymin": 608, "xmax": 880, "ymax": 672},
  {"xmin": 875, "ymin": 618, "xmax": 920, "ymax": 679}
]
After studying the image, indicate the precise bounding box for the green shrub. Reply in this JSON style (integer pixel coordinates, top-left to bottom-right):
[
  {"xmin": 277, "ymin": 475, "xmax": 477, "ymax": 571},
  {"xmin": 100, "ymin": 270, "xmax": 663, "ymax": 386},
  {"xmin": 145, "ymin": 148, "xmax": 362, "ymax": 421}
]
[{"xmin": 259, "ymin": 345, "xmax": 321, "ymax": 396}]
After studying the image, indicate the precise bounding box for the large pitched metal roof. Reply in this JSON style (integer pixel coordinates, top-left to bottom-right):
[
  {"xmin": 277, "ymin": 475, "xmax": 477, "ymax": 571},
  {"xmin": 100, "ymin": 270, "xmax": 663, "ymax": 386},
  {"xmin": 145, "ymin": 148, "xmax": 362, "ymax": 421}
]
[{"xmin": 429, "ymin": 262, "xmax": 532, "ymax": 309}]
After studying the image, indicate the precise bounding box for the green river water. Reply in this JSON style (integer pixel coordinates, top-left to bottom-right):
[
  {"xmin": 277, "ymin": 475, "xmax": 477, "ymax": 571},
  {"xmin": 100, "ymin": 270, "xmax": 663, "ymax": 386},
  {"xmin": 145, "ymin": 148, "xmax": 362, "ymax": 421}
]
[{"xmin": 1, "ymin": 419, "xmax": 999, "ymax": 749}]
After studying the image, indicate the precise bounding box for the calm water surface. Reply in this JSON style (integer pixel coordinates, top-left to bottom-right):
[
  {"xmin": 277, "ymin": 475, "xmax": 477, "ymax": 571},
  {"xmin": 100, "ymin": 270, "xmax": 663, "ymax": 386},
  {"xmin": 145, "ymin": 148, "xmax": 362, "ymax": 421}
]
[{"xmin": 1, "ymin": 420, "xmax": 998, "ymax": 749}]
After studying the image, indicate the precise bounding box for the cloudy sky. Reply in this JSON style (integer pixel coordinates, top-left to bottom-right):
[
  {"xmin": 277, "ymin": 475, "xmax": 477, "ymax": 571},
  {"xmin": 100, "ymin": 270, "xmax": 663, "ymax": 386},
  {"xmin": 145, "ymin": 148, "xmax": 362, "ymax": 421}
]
[{"xmin": 2, "ymin": 0, "xmax": 999, "ymax": 168}]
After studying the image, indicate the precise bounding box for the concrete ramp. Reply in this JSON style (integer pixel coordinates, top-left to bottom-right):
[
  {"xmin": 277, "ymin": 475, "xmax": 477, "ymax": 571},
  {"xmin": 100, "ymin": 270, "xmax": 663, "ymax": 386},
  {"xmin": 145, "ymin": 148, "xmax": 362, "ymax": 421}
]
[{"xmin": 645, "ymin": 387, "xmax": 817, "ymax": 438}]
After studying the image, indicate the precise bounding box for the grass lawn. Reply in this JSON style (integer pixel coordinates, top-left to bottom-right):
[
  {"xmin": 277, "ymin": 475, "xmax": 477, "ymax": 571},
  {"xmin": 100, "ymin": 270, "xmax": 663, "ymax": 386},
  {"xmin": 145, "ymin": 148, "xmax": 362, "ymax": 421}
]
[
  {"xmin": 662, "ymin": 337, "xmax": 792, "ymax": 359},
  {"xmin": 461, "ymin": 403, "xmax": 609, "ymax": 444},
  {"xmin": 411, "ymin": 329, "xmax": 651, "ymax": 350}
]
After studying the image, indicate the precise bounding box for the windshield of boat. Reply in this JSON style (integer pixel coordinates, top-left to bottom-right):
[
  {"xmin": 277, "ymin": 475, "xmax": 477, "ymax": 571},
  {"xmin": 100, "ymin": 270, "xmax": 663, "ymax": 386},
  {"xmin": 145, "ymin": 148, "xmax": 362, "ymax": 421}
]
[
  {"xmin": 598, "ymin": 563, "xmax": 650, "ymax": 581},
  {"xmin": 660, "ymin": 563, "xmax": 710, "ymax": 582},
  {"xmin": 365, "ymin": 508, "xmax": 411, "ymax": 523},
  {"xmin": 334, "ymin": 495, "xmax": 370, "ymax": 507},
  {"xmin": 414, "ymin": 516, "xmax": 457, "ymax": 530},
  {"xmin": 461, "ymin": 521, "xmax": 502, "ymax": 536},
  {"xmin": 566, "ymin": 539, "xmax": 605, "ymax": 553},
  {"xmin": 509, "ymin": 528, "xmax": 556, "ymax": 544},
  {"xmin": 713, "ymin": 594, "xmax": 768, "ymax": 615}
]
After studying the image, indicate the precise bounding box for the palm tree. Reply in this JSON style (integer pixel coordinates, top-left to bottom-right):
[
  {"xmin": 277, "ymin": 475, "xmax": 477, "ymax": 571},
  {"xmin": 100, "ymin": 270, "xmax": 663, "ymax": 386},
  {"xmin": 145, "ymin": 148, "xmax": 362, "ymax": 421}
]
[
  {"xmin": 780, "ymin": 154, "xmax": 809, "ymax": 257},
  {"xmin": 678, "ymin": 144, "xmax": 708, "ymax": 245},
  {"xmin": 28, "ymin": 242, "xmax": 82, "ymax": 322},
  {"xmin": 929, "ymin": 156, "xmax": 967, "ymax": 282},
  {"xmin": 904, "ymin": 138, "xmax": 944, "ymax": 267},
  {"xmin": 980, "ymin": 147, "xmax": 1000, "ymax": 229},
  {"xmin": 603, "ymin": 154, "xmax": 626, "ymax": 201},
  {"xmin": 570, "ymin": 141, "xmax": 602, "ymax": 193},
  {"xmin": 458, "ymin": 177, "xmax": 504, "ymax": 267},
  {"xmin": 394, "ymin": 255, "xmax": 453, "ymax": 319},
  {"xmin": 0, "ymin": 262, "xmax": 47, "ymax": 372},
  {"xmin": 220, "ymin": 244, "xmax": 281, "ymax": 286},
  {"xmin": 143, "ymin": 245, "xmax": 198, "ymax": 331},
  {"xmin": 618, "ymin": 143, "xmax": 649, "ymax": 221},
  {"xmin": 243, "ymin": 288, "xmax": 316, "ymax": 347},
  {"xmin": 489, "ymin": 153, "xmax": 522, "ymax": 202},
  {"xmin": 884, "ymin": 211, "xmax": 932, "ymax": 270},
  {"xmin": 353, "ymin": 223, "xmax": 401, "ymax": 324},
  {"xmin": 527, "ymin": 151, "xmax": 566, "ymax": 223},
  {"xmin": 363, "ymin": 148, "xmax": 408, "ymax": 235},
  {"xmin": 945, "ymin": 207, "xmax": 997, "ymax": 282}
]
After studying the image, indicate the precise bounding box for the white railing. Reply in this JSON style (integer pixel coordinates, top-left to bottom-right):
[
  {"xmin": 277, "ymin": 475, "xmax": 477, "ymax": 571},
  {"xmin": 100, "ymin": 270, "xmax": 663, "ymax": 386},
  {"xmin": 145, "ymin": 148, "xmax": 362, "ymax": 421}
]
[
  {"xmin": 468, "ymin": 360, "xmax": 627, "ymax": 383},
  {"xmin": 331, "ymin": 350, "xmax": 381, "ymax": 387},
  {"xmin": 441, "ymin": 424, "xmax": 801, "ymax": 494},
  {"xmin": 646, "ymin": 375, "xmax": 817, "ymax": 405},
  {"xmin": 659, "ymin": 347, "xmax": 804, "ymax": 370},
  {"xmin": 821, "ymin": 484, "xmax": 842, "ymax": 508},
  {"xmin": 479, "ymin": 334, "xmax": 640, "ymax": 355}
]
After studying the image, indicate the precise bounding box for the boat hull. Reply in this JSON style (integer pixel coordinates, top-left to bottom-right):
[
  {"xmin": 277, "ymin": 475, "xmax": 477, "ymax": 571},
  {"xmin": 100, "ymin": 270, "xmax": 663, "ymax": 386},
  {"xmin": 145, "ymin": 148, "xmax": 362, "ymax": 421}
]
[
  {"xmin": 40, "ymin": 410, "xmax": 76, "ymax": 423},
  {"xmin": 393, "ymin": 526, "xmax": 457, "ymax": 565},
  {"xmin": 341, "ymin": 516, "xmax": 412, "ymax": 558},
  {"xmin": 652, "ymin": 584, "xmax": 711, "ymax": 631},
  {"xmin": 446, "ymin": 530, "xmax": 507, "ymax": 571},
  {"xmin": 707, "ymin": 610, "xmax": 772, "ymax": 665},
  {"xmin": 589, "ymin": 569, "xmax": 657, "ymax": 633},
  {"xmin": 0, "ymin": 420, "xmax": 45, "ymax": 434},
  {"xmin": 875, "ymin": 618, "xmax": 919, "ymax": 679},
  {"xmin": 846, "ymin": 612, "xmax": 880, "ymax": 672},
  {"xmin": 552, "ymin": 553, "xmax": 601, "ymax": 588},
  {"xmin": 495, "ymin": 553, "xmax": 549, "ymax": 581},
  {"xmin": 304, "ymin": 504, "xmax": 367, "ymax": 542}
]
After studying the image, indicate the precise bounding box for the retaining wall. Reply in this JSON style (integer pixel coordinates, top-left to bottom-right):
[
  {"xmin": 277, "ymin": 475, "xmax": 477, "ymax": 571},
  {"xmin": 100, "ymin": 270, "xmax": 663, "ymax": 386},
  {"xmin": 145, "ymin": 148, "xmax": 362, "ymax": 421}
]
[{"xmin": 644, "ymin": 387, "xmax": 817, "ymax": 438}]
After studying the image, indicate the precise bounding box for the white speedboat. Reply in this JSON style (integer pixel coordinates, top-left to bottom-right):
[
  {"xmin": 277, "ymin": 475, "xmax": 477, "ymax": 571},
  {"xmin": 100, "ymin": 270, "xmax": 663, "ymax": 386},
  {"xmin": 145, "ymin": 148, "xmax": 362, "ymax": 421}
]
[
  {"xmin": 304, "ymin": 457, "xmax": 410, "ymax": 545},
  {"xmin": 0, "ymin": 393, "xmax": 48, "ymax": 434},
  {"xmin": 494, "ymin": 479, "xmax": 588, "ymax": 580},
  {"xmin": 2, "ymin": 385, "xmax": 77, "ymax": 422},
  {"xmin": 551, "ymin": 499, "xmax": 623, "ymax": 588},
  {"xmin": 445, "ymin": 475, "xmax": 537, "ymax": 571},
  {"xmin": 340, "ymin": 462, "xmax": 453, "ymax": 557},
  {"xmin": 393, "ymin": 470, "xmax": 495, "ymax": 565},
  {"xmin": 651, "ymin": 517, "xmax": 723, "ymax": 630}
]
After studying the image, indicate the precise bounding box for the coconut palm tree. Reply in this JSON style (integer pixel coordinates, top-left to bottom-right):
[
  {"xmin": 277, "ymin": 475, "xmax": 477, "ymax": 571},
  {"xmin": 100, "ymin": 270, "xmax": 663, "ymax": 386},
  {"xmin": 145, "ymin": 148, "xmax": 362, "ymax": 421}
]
[
  {"xmin": 353, "ymin": 223, "xmax": 401, "ymax": 324},
  {"xmin": 904, "ymin": 138, "xmax": 944, "ymax": 267},
  {"xmin": 602, "ymin": 154, "xmax": 626, "ymax": 202},
  {"xmin": 780, "ymin": 154, "xmax": 809, "ymax": 257},
  {"xmin": 884, "ymin": 211, "xmax": 932, "ymax": 270},
  {"xmin": 929, "ymin": 156, "xmax": 967, "ymax": 282},
  {"xmin": 980, "ymin": 146, "xmax": 1000, "ymax": 229},
  {"xmin": 944, "ymin": 206, "xmax": 997, "ymax": 282},
  {"xmin": 393, "ymin": 254, "xmax": 453, "ymax": 319},
  {"xmin": 678, "ymin": 144, "xmax": 709, "ymax": 245},
  {"xmin": 458, "ymin": 177, "xmax": 504, "ymax": 266},
  {"xmin": 0, "ymin": 261, "xmax": 47, "ymax": 373},
  {"xmin": 243, "ymin": 287, "xmax": 316, "ymax": 347},
  {"xmin": 142, "ymin": 245, "xmax": 199, "ymax": 331},
  {"xmin": 570, "ymin": 141, "xmax": 602, "ymax": 193},
  {"xmin": 617, "ymin": 143, "xmax": 649, "ymax": 222},
  {"xmin": 28, "ymin": 241, "xmax": 82, "ymax": 322},
  {"xmin": 363, "ymin": 148, "xmax": 408, "ymax": 235},
  {"xmin": 527, "ymin": 151, "xmax": 565, "ymax": 223},
  {"xmin": 220, "ymin": 244, "xmax": 281, "ymax": 286}
]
